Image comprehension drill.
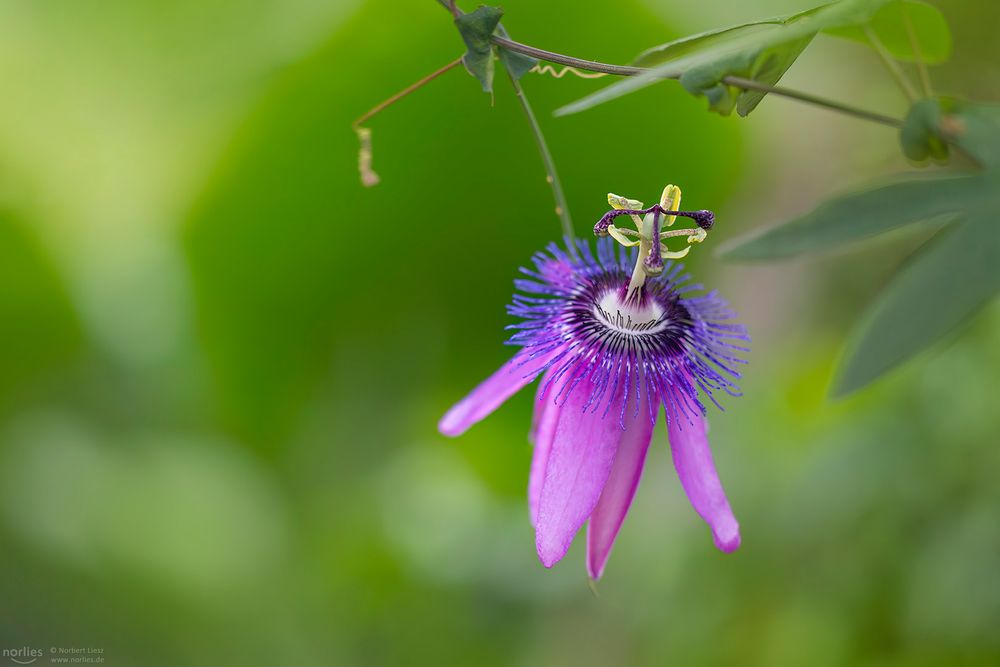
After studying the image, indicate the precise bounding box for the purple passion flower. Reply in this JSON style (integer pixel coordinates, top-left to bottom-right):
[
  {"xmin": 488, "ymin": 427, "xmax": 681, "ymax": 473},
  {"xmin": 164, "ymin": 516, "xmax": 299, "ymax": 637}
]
[{"xmin": 439, "ymin": 186, "xmax": 749, "ymax": 579}]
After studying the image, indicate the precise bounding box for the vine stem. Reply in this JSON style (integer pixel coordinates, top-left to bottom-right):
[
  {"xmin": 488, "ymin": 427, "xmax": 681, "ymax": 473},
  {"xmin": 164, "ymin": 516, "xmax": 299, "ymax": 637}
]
[
  {"xmin": 862, "ymin": 25, "xmax": 918, "ymax": 102},
  {"xmin": 900, "ymin": 2, "xmax": 933, "ymax": 98},
  {"xmin": 492, "ymin": 34, "xmax": 904, "ymax": 128},
  {"xmin": 352, "ymin": 56, "xmax": 463, "ymax": 186},
  {"xmin": 508, "ymin": 71, "xmax": 575, "ymax": 240},
  {"xmin": 353, "ymin": 56, "xmax": 463, "ymax": 129}
]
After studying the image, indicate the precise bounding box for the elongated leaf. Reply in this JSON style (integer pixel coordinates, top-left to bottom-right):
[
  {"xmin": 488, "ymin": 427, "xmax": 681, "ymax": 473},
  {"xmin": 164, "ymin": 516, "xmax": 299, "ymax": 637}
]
[
  {"xmin": 633, "ymin": 15, "xmax": 806, "ymax": 67},
  {"xmin": 719, "ymin": 174, "xmax": 995, "ymax": 260},
  {"xmin": 825, "ymin": 0, "xmax": 951, "ymax": 64},
  {"xmin": 556, "ymin": 0, "xmax": 895, "ymax": 118},
  {"xmin": 835, "ymin": 210, "xmax": 1000, "ymax": 394},
  {"xmin": 736, "ymin": 34, "xmax": 814, "ymax": 116}
]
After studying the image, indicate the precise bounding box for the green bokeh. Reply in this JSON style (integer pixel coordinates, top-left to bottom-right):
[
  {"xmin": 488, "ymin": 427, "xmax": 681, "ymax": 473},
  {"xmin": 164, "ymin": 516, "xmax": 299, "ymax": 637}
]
[{"xmin": 0, "ymin": 0, "xmax": 997, "ymax": 665}]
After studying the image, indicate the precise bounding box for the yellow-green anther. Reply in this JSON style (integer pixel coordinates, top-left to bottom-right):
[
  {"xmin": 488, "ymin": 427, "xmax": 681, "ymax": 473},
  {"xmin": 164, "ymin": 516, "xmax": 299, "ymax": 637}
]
[
  {"xmin": 611, "ymin": 226, "xmax": 640, "ymax": 238},
  {"xmin": 608, "ymin": 193, "xmax": 644, "ymax": 210},
  {"xmin": 660, "ymin": 226, "xmax": 708, "ymax": 244},
  {"xmin": 608, "ymin": 225, "xmax": 641, "ymax": 247},
  {"xmin": 659, "ymin": 184, "xmax": 682, "ymax": 227},
  {"xmin": 657, "ymin": 223, "xmax": 707, "ymax": 259},
  {"xmin": 608, "ymin": 193, "xmax": 644, "ymax": 229},
  {"xmin": 660, "ymin": 246, "xmax": 692, "ymax": 260}
]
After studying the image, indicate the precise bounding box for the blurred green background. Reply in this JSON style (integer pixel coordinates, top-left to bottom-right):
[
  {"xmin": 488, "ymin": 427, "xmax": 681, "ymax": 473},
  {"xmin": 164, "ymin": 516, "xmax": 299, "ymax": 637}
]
[{"xmin": 0, "ymin": 0, "xmax": 998, "ymax": 665}]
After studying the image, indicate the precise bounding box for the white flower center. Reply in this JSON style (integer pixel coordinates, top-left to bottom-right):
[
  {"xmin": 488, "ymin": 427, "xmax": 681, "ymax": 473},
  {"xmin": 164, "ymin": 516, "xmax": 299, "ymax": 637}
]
[{"xmin": 594, "ymin": 290, "xmax": 668, "ymax": 334}]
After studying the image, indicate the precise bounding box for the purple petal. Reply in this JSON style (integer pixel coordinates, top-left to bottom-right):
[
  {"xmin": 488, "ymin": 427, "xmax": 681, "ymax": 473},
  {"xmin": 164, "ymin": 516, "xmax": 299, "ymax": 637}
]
[
  {"xmin": 535, "ymin": 377, "xmax": 625, "ymax": 568},
  {"xmin": 586, "ymin": 391, "xmax": 656, "ymax": 579},
  {"xmin": 667, "ymin": 408, "xmax": 740, "ymax": 552},
  {"xmin": 439, "ymin": 348, "xmax": 562, "ymax": 437}
]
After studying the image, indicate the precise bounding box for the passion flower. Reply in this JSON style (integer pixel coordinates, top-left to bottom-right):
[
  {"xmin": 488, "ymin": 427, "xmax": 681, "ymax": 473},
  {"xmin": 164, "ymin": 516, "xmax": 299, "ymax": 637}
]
[{"xmin": 440, "ymin": 185, "xmax": 749, "ymax": 579}]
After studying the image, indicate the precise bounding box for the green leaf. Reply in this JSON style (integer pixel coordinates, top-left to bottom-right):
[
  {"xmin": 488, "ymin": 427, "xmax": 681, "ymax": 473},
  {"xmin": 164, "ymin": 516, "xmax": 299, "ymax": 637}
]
[
  {"xmin": 454, "ymin": 6, "xmax": 503, "ymax": 93},
  {"xmin": 834, "ymin": 210, "xmax": 1000, "ymax": 394},
  {"xmin": 675, "ymin": 33, "xmax": 815, "ymax": 117},
  {"xmin": 632, "ymin": 15, "xmax": 809, "ymax": 67},
  {"xmin": 722, "ymin": 97, "xmax": 1000, "ymax": 392},
  {"xmin": 719, "ymin": 173, "xmax": 994, "ymax": 260},
  {"xmin": 556, "ymin": 0, "xmax": 895, "ymax": 118},
  {"xmin": 736, "ymin": 34, "xmax": 814, "ymax": 116},
  {"xmin": 825, "ymin": 0, "xmax": 952, "ymax": 64},
  {"xmin": 453, "ymin": 6, "xmax": 538, "ymax": 93}
]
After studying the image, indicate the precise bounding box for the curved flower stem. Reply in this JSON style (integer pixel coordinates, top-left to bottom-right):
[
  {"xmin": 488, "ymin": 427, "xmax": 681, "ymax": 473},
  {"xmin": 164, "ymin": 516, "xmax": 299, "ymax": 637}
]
[
  {"xmin": 508, "ymin": 71, "xmax": 575, "ymax": 240},
  {"xmin": 492, "ymin": 34, "xmax": 904, "ymax": 128},
  {"xmin": 862, "ymin": 25, "xmax": 918, "ymax": 102}
]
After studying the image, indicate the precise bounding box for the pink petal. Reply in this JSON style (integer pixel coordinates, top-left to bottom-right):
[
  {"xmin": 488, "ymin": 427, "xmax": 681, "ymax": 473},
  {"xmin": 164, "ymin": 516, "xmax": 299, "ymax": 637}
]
[
  {"xmin": 535, "ymin": 375, "xmax": 626, "ymax": 568},
  {"xmin": 438, "ymin": 348, "xmax": 562, "ymax": 437},
  {"xmin": 586, "ymin": 390, "xmax": 656, "ymax": 579},
  {"xmin": 667, "ymin": 408, "xmax": 740, "ymax": 553},
  {"xmin": 528, "ymin": 369, "xmax": 559, "ymax": 526},
  {"xmin": 528, "ymin": 368, "xmax": 556, "ymax": 445}
]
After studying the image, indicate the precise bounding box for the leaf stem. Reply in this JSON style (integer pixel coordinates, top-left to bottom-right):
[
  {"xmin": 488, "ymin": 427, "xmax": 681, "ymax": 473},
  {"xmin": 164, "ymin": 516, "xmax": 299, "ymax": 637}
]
[
  {"xmin": 862, "ymin": 24, "xmax": 918, "ymax": 102},
  {"xmin": 507, "ymin": 71, "xmax": 575, "ymax": 240},
  {"xmin": 900, "ymin": 2, "xmax": 933, "ymax": 98},
  {"xmin": 490, "ymin": 34, "xmax": 903, "ymax": 128}
]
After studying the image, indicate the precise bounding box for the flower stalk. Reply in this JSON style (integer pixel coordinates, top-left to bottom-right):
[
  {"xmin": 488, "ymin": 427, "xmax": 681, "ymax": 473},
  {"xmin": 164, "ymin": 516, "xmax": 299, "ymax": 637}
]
[{"xmin": 508, "ymin": 71, "xmax": 575, "ymax": 240}]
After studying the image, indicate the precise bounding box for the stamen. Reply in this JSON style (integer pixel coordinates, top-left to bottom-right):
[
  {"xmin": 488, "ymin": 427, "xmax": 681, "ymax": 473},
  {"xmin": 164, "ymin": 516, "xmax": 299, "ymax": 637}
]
[
  {"xmin": 594, "ymin": 184, "xmax": 717, "ymax": 304},
  {"xmin": 659, "ymin": 184, "xmax": 682, "ymax": 227},
  {"xmin": 597, "ymin": 193, "xmax": 645, "ymax": 237},
  {"xmin": 659, "ymin": 227, "xmax": 707, "ymax": 259},
  {"xmin": 607, "ymin": 225, "xmax": 641, "ymax": 247}
]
